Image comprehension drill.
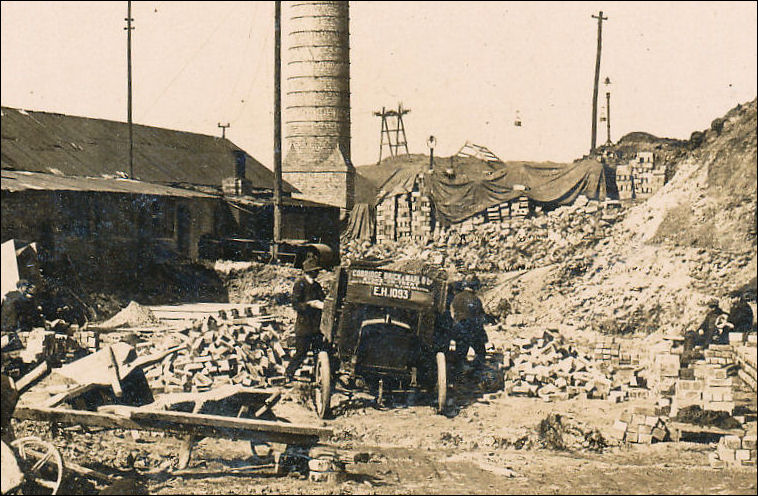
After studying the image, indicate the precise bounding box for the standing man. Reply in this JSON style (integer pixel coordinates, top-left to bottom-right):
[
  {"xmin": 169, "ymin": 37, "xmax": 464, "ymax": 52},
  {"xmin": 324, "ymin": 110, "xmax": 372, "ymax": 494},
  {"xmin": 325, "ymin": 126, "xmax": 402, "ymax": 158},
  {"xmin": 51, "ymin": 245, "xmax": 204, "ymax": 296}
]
[
  {"xmin": 450, "ymin": 274, "xmax": 488, "ymax": 370},
  {"xmin": 285, "ymin": 259, "xmax": 326, "ymax": 379}
]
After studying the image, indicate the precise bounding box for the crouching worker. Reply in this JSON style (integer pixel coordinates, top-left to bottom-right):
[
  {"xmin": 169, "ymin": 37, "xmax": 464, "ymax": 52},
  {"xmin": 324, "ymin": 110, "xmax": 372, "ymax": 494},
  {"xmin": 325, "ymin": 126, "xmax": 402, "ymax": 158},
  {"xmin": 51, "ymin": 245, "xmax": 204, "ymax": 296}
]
[
  {"xmin": 683, "ymin": 298, "xmax": 728, "ymax": 365},
  {"xmin": 285, "ymin": 259, "xmax": 325, "ymax": 380},
  {"xmin": 451, "ymin": 274, "xmax": 488, "ymax": 371}
]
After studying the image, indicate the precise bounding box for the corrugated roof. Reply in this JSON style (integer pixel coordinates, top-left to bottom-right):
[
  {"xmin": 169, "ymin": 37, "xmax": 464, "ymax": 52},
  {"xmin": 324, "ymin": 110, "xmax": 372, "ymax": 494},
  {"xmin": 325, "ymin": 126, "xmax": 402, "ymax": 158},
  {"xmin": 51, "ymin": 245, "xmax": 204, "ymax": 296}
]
[
  {"xmin": 0, "ymin": 106, "xmax": 295, "ymax": 191},
  {"xmin": 227, "ymin": 194, "xmax": 338, "ymax": 210},
  {"xmin": 1, "ymin": 169, "xmax": 216, "ymax": 198}
]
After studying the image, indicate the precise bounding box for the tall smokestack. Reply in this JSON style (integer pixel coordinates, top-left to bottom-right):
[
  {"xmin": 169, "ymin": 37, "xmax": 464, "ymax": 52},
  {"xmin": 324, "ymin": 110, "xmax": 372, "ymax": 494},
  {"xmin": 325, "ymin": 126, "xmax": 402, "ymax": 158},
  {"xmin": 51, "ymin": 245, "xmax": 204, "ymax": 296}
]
[{"xmin": 283, "ymin": 0, "xmax": 354, "ymax": 211}]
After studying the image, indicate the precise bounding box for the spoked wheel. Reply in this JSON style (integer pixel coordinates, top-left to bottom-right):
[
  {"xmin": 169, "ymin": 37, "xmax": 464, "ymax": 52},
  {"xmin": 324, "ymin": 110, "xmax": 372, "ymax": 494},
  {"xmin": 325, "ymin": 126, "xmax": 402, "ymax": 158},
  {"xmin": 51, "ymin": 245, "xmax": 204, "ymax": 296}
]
[
  {"xmin": 312, "ymin": 351, "xmax": 332, "ymax": 419},
  {"xmin": 436, "ymin": 352, "xmax": 448, "ymax": 414},
  {"xmin": 10, "ymin": 436, "xmax": 64, "ymax": 495}
]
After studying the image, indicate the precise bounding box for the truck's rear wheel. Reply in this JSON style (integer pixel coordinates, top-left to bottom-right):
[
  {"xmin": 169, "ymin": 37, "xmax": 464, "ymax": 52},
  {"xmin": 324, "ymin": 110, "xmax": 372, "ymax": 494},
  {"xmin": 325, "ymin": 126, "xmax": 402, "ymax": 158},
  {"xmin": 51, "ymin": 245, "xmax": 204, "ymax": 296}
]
[
  {"xmin": 314, "ymin": 351, "xmax": 332, "ymax": 419},
  {"xmin": 436, "ymin": 352, "xmax": 447, "ymax": 414}
]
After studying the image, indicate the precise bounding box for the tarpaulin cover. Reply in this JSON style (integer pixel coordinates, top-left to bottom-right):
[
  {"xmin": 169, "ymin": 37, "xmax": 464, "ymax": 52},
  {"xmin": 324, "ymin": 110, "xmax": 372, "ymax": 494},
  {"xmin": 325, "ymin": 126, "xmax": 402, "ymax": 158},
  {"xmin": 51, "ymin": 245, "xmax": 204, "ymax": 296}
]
[
  {"xmin": 375, "ymin": 155, "xmax": 607, "ymax": 225},
  {"xmin": 341, "ymin": 203, "xmax": 375, "ymax": 241}
]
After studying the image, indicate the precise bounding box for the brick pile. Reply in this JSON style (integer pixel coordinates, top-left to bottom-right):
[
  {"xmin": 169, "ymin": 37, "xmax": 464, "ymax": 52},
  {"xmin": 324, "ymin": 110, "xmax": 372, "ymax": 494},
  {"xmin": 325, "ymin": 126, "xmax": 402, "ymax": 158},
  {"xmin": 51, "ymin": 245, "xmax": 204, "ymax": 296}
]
[
  {"xmin": 142, "ymin": 315, "xmax": 291, "ymax": 393},
  {"xmin": 610, "ymin": 407, "xmax": 669, "ymax": 444},
  {"xmin": 733, "ymin": 344, "xmax": 757, "ymax": 392},
  {"xmin": 503, "ymin": 329, "xmax": 626, "ymax": 402},
  {"xmin": 307, "ymin": 447, "xmax": 347, "ymax": 483},
  {"xmin": 709, "ymin": 433, "xmax": 757, "ymax": 468}
]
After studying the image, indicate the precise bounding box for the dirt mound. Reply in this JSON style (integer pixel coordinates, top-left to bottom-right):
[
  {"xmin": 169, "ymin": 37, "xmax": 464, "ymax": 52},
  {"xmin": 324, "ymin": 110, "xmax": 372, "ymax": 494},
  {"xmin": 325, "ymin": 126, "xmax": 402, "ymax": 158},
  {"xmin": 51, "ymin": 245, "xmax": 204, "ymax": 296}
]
[
  {"xmin": 100, "ymin": 301, "xmax": 159, "ymax": 329},
  {"xmin": 221, "ymin": 262, "xmax": 301, "ymax": 309},
  {"xmin": 648, "ymin": 98, "xmax": 757, "ymax": 252},
  {"xmin": 522, "ymin": 99, "xmax": 758, "ymax": 334}
]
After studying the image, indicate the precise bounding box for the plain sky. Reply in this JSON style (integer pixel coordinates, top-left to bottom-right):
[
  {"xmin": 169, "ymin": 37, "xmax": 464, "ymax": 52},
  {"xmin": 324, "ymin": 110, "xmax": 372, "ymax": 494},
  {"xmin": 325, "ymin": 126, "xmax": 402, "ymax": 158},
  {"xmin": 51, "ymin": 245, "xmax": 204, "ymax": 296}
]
[{"xmin": 2, "ymin": 1, "xmax": 756, "ymax": 169}]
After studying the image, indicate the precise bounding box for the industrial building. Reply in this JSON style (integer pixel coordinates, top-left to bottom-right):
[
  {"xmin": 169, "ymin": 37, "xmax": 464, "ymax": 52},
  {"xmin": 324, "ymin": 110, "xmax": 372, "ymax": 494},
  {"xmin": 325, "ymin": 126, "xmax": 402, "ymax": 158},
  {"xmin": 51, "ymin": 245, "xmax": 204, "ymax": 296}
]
[{"xmin": 0, "ymin": 107, "xmax": 341, "ymax": 274}]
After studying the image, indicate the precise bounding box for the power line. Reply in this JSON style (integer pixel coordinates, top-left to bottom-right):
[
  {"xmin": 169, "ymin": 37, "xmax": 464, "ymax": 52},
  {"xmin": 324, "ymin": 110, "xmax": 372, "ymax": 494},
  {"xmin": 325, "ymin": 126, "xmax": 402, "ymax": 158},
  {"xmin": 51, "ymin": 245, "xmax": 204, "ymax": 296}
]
[{"xmin": 141, "ymin": 7, "xmax": 237, "ymax": 122}]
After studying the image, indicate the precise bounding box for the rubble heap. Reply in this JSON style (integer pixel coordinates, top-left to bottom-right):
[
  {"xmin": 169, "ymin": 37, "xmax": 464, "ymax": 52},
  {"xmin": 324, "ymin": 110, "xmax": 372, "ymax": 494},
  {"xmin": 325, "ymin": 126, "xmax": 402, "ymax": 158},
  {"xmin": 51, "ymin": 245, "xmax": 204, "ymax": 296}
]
[{"xmin": 342, "ymin": 198, "xmax": 625, "ymax": 273}]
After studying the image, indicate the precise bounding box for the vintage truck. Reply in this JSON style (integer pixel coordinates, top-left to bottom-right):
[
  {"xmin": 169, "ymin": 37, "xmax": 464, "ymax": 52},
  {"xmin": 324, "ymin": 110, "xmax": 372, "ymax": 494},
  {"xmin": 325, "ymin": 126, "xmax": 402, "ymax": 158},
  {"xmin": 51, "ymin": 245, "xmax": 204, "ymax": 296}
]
[{"xmin": 312, "ymin": 260, "xmax": 454, "ymax": 418}]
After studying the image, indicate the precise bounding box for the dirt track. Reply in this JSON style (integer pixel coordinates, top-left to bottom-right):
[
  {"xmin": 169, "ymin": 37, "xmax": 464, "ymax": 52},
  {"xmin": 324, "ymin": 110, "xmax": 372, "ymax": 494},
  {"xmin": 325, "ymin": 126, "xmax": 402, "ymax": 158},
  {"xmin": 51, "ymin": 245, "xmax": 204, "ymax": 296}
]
[{"xmin": 13, "ymin": 365, "xmax": 757, "ymax": 495}]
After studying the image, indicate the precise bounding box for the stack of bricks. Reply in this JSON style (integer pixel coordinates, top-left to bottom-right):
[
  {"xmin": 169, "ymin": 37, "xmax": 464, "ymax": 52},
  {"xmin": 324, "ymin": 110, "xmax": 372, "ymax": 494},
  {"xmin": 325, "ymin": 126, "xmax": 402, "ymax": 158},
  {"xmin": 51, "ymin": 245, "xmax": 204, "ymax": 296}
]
[
  {"xmin": 486, "ymin": 205, "xmax": 501, "ymax": 222},
  {"xmin": 593, "ymin": 337, "xmax": 636, "ymax": 366},
  {"xmin": 610, "ymin": 407, "xmax": 669, "ymax": 444},
  {"xmin": 395, "ymin": 194, "xmax": 412, "ymax": 240},
  {"xmin": 709, "ymin": 433, "xmax": 757, "ymax": 468},
  {"xmin": 375, "ymin": 194, "xmax": 396, "ymax": 243},
  {"xmin": 670, "ymin": 361, "xmax": 736, "ymax": 416},
  {"xmin": 733, "ymin": 344, "xmax": 757, "ymax": 391},
  {"xmin": 647, "ymin": 338, "xmax": 683, "ymax": 394},
  {"xmin": 704, "ymin": 344, "xmax": 734, "ymax": 365},
  {"xmin": 72, "ymin": 329, "xmax": 99, "ymax": 353},
  {"xmin": 374, "ymin": 174, "xmax": 434, "ymax": 243},
  {"xmin": 510, "ymin": 195, "xmax": 530, "ymax": 218}
]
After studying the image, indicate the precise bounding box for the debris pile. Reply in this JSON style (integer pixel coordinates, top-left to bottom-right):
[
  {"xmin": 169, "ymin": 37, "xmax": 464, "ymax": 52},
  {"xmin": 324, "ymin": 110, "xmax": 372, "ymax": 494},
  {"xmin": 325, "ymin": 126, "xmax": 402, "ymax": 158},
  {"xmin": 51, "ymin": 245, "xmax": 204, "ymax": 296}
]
[
  {"xmin": 100, "ymin": 301, "xmax": 160, "ymax": 329},
  {"xmin": 537, "ymin": 413, "xmax": 607, "ymax": 452},
  {"xmin": 141, "ymin": 314, "xmax": 292, "ymax": 393},
  {"xmin": 342, "ymin": 198, "xmax": 625, "ymax": 274}
]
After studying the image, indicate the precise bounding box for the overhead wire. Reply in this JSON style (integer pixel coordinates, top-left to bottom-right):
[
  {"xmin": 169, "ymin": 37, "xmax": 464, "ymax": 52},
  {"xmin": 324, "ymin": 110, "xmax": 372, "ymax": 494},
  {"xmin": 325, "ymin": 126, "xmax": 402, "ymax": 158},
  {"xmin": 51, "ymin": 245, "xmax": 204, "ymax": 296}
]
[{"xmin": 141, "ymin": 5, "xmax": 238, "ymax": 122}]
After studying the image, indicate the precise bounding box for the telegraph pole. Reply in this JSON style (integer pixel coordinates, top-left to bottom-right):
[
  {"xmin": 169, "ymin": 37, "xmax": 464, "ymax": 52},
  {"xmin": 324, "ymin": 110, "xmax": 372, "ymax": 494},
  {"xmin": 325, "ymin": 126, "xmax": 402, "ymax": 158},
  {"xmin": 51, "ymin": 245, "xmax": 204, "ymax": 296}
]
[
  {"xmin": 218, "ymin": 122, "xmax": 230, "ymax": 139},
  {"xmin": 272, "ymin": 0, "xmax": 283, "ymax": 262},
  {"xmin": 125, "ymin": 1, "xmax": 134, "ymax": 178},
  {"xmin": 590, "ymin": 10, "xmax": 607, "ymax": 153}
]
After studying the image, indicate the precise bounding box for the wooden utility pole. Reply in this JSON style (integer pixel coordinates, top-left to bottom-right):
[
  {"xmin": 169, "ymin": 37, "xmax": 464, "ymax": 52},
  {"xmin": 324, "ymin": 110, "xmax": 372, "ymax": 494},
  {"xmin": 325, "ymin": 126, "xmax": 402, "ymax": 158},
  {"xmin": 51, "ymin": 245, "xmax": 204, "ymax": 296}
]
[
  {"xmin": 125, "ymin": 1, "xmax": 134, "ymax": 178},
  {"xmin": 590, "ymin": 10, "xmax": 607, "ymax": 153},
  {"xmin": 218, "ymin": 122, "xmax": 230, "ymax": 139},
  {"xmin": 272, "ymin": 0, "xmax": 283, "ymax": 262}
]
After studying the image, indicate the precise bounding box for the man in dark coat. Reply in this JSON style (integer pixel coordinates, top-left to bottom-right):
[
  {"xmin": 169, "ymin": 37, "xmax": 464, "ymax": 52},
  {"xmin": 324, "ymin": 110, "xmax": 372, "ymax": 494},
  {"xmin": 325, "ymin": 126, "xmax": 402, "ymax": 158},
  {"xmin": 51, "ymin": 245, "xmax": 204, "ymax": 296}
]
[
  {"xmin": 450, "ymin": 274, "xmax": 488, "ymax": 370},
  {"xmin": 1, "ymin": 280, "xmax": 44, "ymax": 334},
  {"xmin": 683, "ymin": 299, "xmax": 728, "ymax": 362},
  {"xmin": 285, "ymin": 259, "xmax": 326, "ymax": 379},
  {"xmin": 727, "ymin": 294, "xmax": 755, "ymax": 334}
]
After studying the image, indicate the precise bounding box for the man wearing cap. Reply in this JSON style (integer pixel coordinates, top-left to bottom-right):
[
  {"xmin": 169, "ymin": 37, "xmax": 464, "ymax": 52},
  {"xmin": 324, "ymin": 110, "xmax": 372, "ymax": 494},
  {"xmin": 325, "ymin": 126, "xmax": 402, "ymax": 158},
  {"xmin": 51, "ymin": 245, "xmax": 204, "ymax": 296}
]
[
  {"xmin": 450, "ymin": 274, "xmax": 488, "ymax": 370},
  {"xmin": 1, "ymin": 280, "xmax": 44, "ymax": 334},
  {"xmin": 683, "ymin": 299, "xmax": 728, "ymax": 361},
  {"xmin": 285, "ymin": 259, "xmax": 326, "ymax": 379}
]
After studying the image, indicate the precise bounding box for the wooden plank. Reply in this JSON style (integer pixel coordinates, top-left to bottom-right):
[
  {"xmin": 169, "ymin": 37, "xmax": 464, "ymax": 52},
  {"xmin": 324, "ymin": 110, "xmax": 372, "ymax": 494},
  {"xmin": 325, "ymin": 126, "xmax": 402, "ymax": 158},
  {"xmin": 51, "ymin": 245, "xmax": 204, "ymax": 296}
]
[
  {"xmin": 13, "ymin": 406, "xmax": 329, "ymax": 445},
  {"xmin": 128, "ymin": 408, "xmax": 331, "ymax": 438},
  {"xmin": 106, "ymin": 345, "xmax": 123, "ymax": 397},
  {"xmin": 15, "ymin": 361, "xmax": 49, "ymax": 392},
  {"xmin": 254, "ymin": 390, "xmax": 282, "ymax": 418},
  {"xmin": 42, "ymin": 383, "xmax": 100, "ymax": 408}
]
